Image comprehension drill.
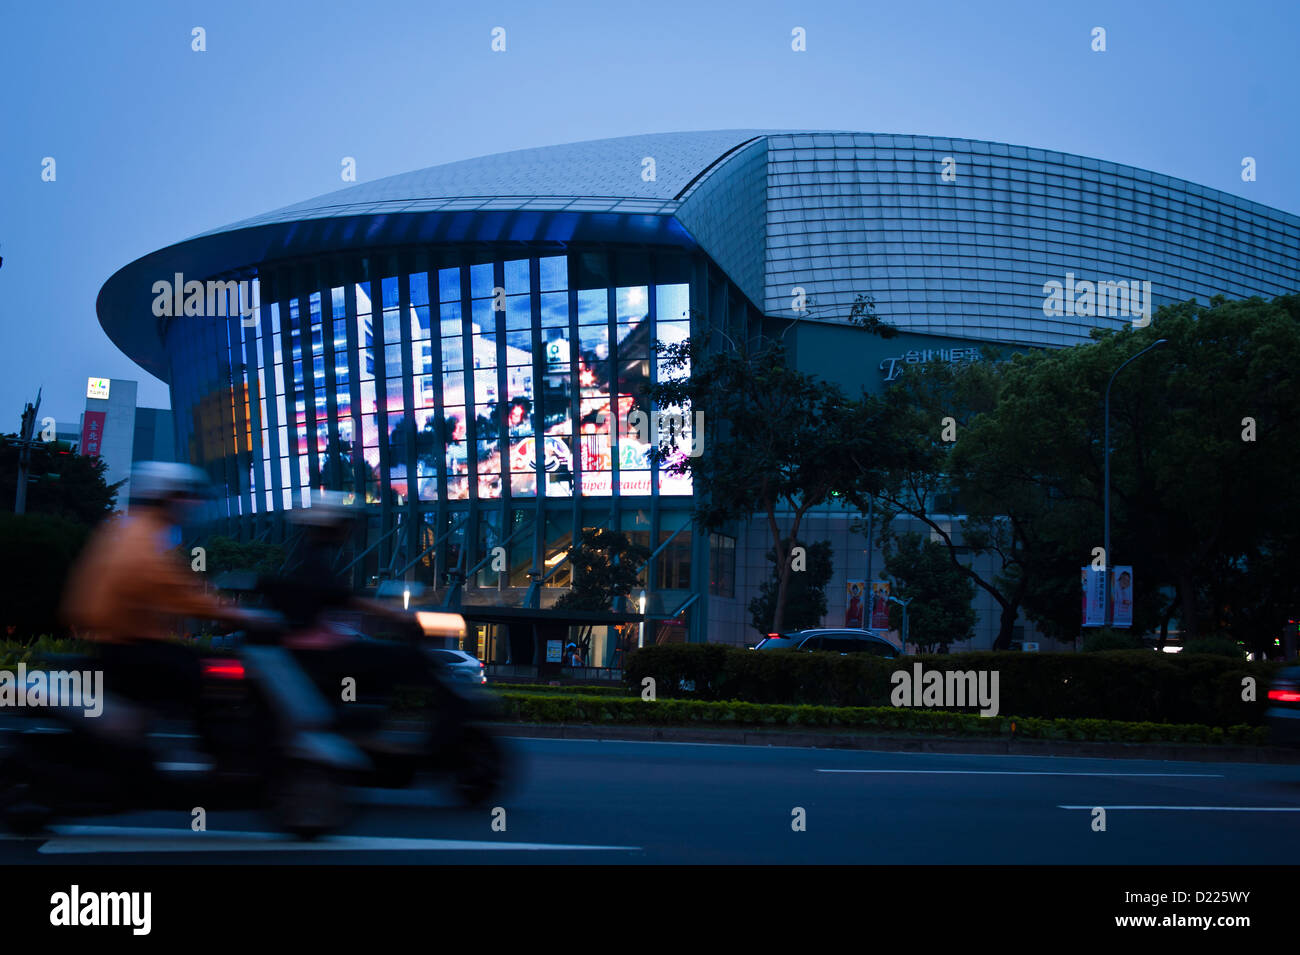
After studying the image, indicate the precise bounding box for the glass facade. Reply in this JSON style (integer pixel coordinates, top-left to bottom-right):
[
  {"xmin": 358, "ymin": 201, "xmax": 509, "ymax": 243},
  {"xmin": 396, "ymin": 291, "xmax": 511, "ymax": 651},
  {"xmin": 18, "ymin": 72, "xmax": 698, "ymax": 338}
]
[{"xmin": 164, "ymin": 250, "xmax": 699, "ymax": 526}]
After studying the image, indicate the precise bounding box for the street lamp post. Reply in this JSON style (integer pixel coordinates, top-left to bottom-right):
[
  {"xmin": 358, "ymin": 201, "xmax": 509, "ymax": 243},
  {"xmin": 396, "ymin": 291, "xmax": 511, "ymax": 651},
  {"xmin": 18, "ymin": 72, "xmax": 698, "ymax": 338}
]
[
  {"xmin": 1103, "ymin": 339, "xmax": 1167, "ymax": 628},
  {"xmin": 888, "ymin": 595, "xmax": 913, "ymax": 653},
  {"xmin": 637, "ymin": 590, "xmax": 647, "ymax": 648}
]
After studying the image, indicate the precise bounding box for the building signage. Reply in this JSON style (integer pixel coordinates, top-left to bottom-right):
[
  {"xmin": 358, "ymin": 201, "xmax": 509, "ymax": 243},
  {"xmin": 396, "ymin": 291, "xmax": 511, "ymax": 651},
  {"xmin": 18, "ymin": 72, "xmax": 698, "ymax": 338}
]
[
  {"xmin": 80, "ymin": 411, "xmax": 107, "ymax": 458},
  {"xmin": 86, "ymin": 377, "xmax": 111, "ymax": 400},
  {"xmin": 879, "ymin": 347, "xmax": 982, "ymax": 382}
]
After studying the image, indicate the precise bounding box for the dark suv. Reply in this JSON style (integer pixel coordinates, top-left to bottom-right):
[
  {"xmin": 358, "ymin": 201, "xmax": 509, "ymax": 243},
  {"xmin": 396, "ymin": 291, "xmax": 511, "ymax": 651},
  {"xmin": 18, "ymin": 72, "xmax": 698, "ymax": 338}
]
[{"xmin": 754, "ymin": 628, "xmax": 900, "ymax": 658}]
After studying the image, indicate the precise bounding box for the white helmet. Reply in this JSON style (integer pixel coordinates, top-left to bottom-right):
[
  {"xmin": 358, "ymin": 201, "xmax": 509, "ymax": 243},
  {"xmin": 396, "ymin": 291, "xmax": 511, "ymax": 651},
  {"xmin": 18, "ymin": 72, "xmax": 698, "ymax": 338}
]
[
  {"xmin": 289, "ymin": 489, "xmax": 357, "ymax": 528},
  {"xmin": 130, "ymin": 461, "xmax": 212, "ymax": 505}
]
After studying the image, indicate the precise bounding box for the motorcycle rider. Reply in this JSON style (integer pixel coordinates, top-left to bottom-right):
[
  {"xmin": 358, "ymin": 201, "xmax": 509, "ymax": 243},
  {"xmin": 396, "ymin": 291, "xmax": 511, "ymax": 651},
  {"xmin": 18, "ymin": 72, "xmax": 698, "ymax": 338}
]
[{"xmin": 61, "ymin": 462, "xmax": 261, "ymax": 750}]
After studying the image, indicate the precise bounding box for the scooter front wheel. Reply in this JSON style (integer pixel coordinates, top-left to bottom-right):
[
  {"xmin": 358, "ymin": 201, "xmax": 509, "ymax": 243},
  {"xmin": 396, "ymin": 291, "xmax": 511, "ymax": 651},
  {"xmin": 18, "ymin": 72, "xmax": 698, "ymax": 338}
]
[{"xmin": 451, "ymin": 727, "xmax": 507, "ymax": 808}]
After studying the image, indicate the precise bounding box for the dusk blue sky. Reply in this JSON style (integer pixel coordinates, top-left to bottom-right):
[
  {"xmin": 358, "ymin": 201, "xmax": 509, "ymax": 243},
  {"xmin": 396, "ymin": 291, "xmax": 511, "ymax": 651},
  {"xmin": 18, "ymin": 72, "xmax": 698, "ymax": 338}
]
[{"xmin": 3, "ymin": 0, "xmax": 1297, "ymax": 425}]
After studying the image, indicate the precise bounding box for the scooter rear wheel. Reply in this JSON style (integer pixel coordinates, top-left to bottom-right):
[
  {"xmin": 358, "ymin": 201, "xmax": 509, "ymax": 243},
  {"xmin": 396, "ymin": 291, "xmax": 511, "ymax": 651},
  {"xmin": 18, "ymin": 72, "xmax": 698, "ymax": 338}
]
[
  {"xmin": 0, "ymin": 757, "xmax": 54, "ymax": 836},
  {"xmin": 269, "ymin": 762, "xmax": 348, "ymax": 840}
]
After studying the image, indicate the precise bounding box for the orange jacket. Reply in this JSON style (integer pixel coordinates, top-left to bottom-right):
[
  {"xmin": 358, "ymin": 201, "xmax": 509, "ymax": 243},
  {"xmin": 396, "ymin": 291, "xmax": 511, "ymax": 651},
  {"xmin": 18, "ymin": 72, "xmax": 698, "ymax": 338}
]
[{"xmin": 62, "ymin": 509, "xmax": 232, "ymax": 643}]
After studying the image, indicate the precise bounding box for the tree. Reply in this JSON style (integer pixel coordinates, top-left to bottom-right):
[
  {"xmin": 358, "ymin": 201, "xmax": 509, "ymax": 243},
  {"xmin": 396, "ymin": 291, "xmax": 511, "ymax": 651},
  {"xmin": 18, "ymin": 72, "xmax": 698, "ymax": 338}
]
[
  {"xmin": 555, "ymin": 529, "xmax": 650, "ymax": 660},
  {"xmin": 950, "ymin": 294, "xmax": 1300, "ymax": 655},
  {"xmin": 845, "ymin": 293, "xmax": 900, "ymax": 338},
  {"xmin": 867, "ymin": 356, "xmax": 1040, "ymax": 649},
  {"xmin": 651, "ymin": 338, "xmax": 892, "ymax": 634},
  {"xmin": 748, "ymin": 538, "xmax": 833, "ymax": 635},
  {"xmin": 201, "ymin": 535, "xmax": 287, "ymax": 577},
  {"xmin": 800, "ymin": 292, "xmax": 900, "ymax": 339},
  {"xmin": 555, "ymin": 529, "xmax": 649, "ymax": 611},
  {"xmin": 879, "ymin": 532, "xmax": 976, "ymax": 653},
  {"xmin": 0, "ymin": 513, "xmax": 91, "ymax": 639},
  {"xmin": 0, "ymin": 438, "xmax": 121, "ymax": 523}
]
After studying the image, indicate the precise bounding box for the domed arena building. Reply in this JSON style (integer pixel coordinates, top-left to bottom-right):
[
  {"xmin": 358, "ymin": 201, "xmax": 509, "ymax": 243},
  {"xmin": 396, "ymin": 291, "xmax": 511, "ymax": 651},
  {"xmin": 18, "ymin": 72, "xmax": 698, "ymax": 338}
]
[{"xmin": 97, "ymin": 130, "xmax": 1300, "ymax": 656}]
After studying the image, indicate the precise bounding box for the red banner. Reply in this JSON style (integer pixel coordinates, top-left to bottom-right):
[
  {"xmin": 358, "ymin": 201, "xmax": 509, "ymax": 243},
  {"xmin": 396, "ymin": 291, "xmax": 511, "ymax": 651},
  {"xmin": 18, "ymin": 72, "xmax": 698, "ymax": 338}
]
[
  {"xmin": 870, "ymin": 581, "xmax": 892, "ymax": 630},
  {"xmin": 80, "ymin": 411, "xmax": 106, "ymax": 458}
]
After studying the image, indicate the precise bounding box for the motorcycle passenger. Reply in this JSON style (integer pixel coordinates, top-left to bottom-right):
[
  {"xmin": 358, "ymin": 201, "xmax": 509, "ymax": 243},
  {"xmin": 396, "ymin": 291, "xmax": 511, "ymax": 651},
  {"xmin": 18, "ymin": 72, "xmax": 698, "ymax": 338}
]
[{"xmin": 260, "ymin": 491, "xmax": 440, "ymax": 703}]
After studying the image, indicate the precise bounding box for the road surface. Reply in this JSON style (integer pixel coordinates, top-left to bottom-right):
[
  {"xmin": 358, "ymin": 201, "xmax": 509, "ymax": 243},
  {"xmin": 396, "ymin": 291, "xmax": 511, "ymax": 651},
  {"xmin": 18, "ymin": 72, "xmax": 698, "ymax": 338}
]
[{"xmin": 2, "ymin": 735, "xmax": 1297, "ymax": 864}]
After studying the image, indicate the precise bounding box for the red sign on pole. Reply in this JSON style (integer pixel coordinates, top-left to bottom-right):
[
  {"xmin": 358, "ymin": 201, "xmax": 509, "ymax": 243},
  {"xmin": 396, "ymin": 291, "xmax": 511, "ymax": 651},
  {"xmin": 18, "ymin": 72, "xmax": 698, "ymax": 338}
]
[
  {"xmin": 80, "ymin": 411, "xmax": 106, "ymax": 458},
  {"xmin": 870, "ymin": 581, "xmax": 892, "ymax": 630}
]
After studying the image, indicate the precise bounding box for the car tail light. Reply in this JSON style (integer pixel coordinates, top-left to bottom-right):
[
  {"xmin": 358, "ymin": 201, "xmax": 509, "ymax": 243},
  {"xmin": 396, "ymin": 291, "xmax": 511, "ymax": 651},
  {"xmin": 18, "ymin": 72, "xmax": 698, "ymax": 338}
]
[
  {"xmin": 1267, "ymin": 687, "xmax": 1300, "ymax": 703},
  {"xmin": 767, "ymin": 633, "xmax": 779, "ymax": 638},
  {"xmin": 202, "ymin": 658, "xmax": 245, "ymax": 680}
]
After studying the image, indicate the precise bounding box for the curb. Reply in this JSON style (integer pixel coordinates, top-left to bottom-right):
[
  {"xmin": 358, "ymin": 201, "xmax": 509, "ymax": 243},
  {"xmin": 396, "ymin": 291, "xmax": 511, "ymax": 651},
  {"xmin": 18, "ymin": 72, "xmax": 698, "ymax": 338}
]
[{"xmin": 493, "ymin": 721, "xmax": 1300, "ymax": 764}]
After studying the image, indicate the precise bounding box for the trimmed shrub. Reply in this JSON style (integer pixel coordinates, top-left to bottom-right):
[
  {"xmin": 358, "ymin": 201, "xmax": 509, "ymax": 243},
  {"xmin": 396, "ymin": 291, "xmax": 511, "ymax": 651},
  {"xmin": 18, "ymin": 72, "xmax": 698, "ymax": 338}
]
[
  {"xmin": 1081, "ymin": 629, "xmax": 1145, "ymax": 652},
  {"xmin": 1181, "ymin": 638, "xmax": 1245, "ymax": 659},
  {"xmin": 623, "ymin": 644, "xmax": 1281, "ymax": 727},
  {"xmin": 495, "ymin": 690, "xmax": 1271, "ymax": 746}
]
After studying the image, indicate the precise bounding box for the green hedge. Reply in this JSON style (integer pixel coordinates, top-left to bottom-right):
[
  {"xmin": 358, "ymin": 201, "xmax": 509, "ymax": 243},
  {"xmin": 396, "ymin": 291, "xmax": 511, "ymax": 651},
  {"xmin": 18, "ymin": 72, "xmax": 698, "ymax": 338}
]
[
  {"xmin": 621, "ymin": 644, "xmax": 1282, "ymax": 727},
  {"xmin": 491, "ymin": 683, "xmax": 630, "ymax": 696},
  {"xmin": 498, "ymin": 691, "xmax": 1269, "ymax": 745},
  {"xmin": 0, "ymin": 636, "xmax": 89, "ymax": 670}
]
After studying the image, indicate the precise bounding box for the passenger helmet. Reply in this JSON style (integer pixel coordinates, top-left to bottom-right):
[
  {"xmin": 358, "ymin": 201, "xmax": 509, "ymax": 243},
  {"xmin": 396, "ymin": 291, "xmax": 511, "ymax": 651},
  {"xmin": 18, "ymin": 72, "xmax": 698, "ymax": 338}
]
[{"xmin": 289, "ymin": 489, "xmax": 357, "ymax": 529}]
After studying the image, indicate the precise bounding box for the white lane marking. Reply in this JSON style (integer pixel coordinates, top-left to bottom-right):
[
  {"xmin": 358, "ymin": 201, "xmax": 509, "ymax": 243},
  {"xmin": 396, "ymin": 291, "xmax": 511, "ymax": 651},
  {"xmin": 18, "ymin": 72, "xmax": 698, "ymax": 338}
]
[
  {"xmin": 34, "ymin": 825, "xmax": 639, "ymax": 854},
  {"xmin": 819, "ymin": 769, "xmax": 1223, "ymax": 777},
  {"xmin": 1058, "ymin": 805, "xmax": 1300, "ymax": 812}
]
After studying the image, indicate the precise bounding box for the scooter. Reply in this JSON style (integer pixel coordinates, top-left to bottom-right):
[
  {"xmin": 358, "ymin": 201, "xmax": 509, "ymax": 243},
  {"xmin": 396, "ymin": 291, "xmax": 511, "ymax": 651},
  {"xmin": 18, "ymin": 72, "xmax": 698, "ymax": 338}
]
[
  {"xmin": 0, "ymin": 637, "xmax": 371, "ymax": 839},
  {"xmin": 209, "ymin": 573, "xmax": 513, "ymax": 808},
  {"xmin": 282, "ymin": 619, "xmax": 512, "ymax": 807}
]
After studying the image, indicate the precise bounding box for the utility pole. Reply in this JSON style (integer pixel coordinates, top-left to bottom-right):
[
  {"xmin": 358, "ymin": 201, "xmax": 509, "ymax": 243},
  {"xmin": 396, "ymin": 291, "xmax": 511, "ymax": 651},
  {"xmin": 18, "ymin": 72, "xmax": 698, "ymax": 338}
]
[
  {"xmin": 1103, "ymin": 340, "xmax": 1166, "ymax": 628},
  {"xmin": 889, "ymin": 595, "xmax": 913, "ymax": 653},
  {"xmin": 14, "ymin": 389, "xmax": 43, "ymax": 515}
]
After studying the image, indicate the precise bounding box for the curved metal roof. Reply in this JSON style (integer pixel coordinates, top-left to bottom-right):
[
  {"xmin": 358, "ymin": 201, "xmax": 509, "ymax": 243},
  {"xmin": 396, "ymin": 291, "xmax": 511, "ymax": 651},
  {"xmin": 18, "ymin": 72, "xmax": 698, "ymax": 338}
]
[
  {"xmin": 99, "ymin": 129, "xmax": 1300, "ymax": 380},
  {"xmin": 198, "ymin": 130, "xmax": 769, "ymax": 232}
]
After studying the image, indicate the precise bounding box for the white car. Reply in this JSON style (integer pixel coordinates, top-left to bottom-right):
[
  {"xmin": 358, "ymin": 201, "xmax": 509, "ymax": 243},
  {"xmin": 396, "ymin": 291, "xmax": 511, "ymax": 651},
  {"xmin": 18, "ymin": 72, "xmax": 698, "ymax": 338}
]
[{"xmin": 426, "ymin": 648, "xmax": 487, "ymax": 685}]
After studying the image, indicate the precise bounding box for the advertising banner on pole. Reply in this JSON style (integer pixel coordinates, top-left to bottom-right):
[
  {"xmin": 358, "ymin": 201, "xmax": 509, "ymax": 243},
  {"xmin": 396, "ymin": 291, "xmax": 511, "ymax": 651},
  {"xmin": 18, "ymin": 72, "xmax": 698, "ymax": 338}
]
[
  {"xmin": 870, "ymin": 581, "xmax": 891, "ymax": 630},
  {"xmin": 1110, "ymin": 566, "xmax": 1134, "ymax": 628},
  {"xmin": 80, "ymin": 411, "xmax": 106, "ymax": 458},
  {"xmin": 1081, "ymin": 566, "xmax": 1106, "ymax": 627},
  {"xmin": 845, "ymin": 580, "xmax": 865, "ymax": 628}
]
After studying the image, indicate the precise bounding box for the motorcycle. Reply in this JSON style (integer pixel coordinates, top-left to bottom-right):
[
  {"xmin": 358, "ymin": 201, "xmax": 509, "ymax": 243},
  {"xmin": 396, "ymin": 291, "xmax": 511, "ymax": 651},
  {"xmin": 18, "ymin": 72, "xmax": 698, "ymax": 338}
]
[
  {"xmin": 279, "ymin": 614, "xmax": 512, "ymax": 808},
  {"xmin": 0, "ymin": 631, "xmax": 371, "ymax": 839},
  {"xmin": 206, "ymin": 573, "xmax": 514, "ymax": 808}
]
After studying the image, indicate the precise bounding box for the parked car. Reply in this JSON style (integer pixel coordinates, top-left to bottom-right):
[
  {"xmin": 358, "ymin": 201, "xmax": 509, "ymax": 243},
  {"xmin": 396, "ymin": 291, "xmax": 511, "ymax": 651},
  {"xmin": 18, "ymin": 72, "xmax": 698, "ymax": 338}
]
[
  {"xmin": 427, "ymin": 648, "xmax": 487, "ymax": 685},
  {"xmin": 1266, "ymin": 665, "xmax": 1300, "ymax": 745},
  {"xmin": 753, "ymin": 628, "xmax": 900, "ymax": 658}
]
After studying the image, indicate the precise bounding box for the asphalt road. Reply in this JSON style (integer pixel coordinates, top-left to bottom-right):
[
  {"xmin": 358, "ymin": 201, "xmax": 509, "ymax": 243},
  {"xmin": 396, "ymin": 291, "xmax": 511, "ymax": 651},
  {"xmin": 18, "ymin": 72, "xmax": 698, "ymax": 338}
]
[{"xmin": 3, "ymin": 735, "xmax": 1299, "ymax": 864}]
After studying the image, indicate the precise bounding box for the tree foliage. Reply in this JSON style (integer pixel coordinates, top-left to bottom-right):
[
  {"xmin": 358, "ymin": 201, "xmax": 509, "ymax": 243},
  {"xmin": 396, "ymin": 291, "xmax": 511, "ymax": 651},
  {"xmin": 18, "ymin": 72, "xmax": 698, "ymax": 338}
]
[
  {"xmin": 651, "ymin": 337, "xmax": 892, "ymax": 633},
  {"xmin": 748, "ymin": 538, "xmax": 834, "ymax": 635},
  {"xmin": 0, "ymin": 513, "xmax": 92, "ymax": 639},
  {"xmin": 880, "ymin": 532, "xmax": 976, "ymax": 653},
  {"xmin": 201, "ymin": 535, "xmax": 287, "ymax": 577},
  {"xmin": 554, "ymin": 529, "xmax": 650, "ymax": 612},
  {"xmin": 863, "ymin": 294, "xmax": 1300, "ymax": 654},
  {"xmin": 0, "ymin": 438, "xmax": 120, "ymax": 524}
]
